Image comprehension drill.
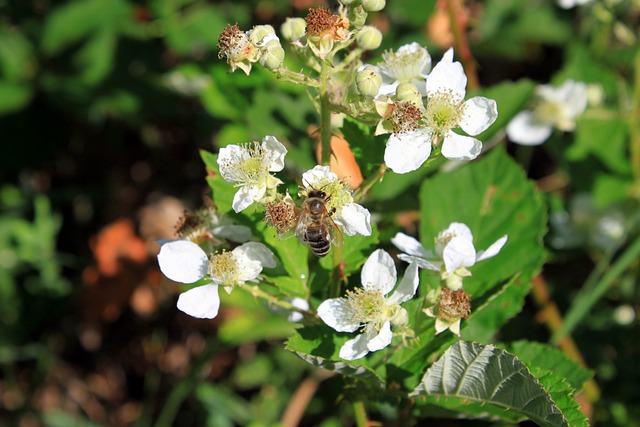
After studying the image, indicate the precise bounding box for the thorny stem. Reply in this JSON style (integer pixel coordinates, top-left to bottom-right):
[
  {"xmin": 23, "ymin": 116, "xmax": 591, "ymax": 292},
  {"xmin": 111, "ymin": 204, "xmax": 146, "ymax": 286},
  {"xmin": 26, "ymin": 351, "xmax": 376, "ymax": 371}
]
[
  {"xmin": 319, "ymin": 61, "xmax": 333, "ymax": 165},
  {"xmin": 353, "ymin": 163, "xmax": 388, "ymax": 203},
  {"xmin": 444, "ymin": 0, "xmax": 479, "ymax": 91},
  {"xmin": 246, "ymin": 283, "xmax": 315, "ymax": 318},
  {"xmin": 276, "ymin": 66, "xmax": 321, "ymax": 87},
  {"xmin": 531, "ymin": 274, "xmax": 600, "ymax": 407}
]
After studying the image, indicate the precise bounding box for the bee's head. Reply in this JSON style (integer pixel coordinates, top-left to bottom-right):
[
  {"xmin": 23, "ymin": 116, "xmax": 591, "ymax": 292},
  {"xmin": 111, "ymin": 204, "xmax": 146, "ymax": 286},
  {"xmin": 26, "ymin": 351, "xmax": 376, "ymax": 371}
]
[{"xmin": 308, "ymin": 189, "xmax": 327, "ymax": 199}]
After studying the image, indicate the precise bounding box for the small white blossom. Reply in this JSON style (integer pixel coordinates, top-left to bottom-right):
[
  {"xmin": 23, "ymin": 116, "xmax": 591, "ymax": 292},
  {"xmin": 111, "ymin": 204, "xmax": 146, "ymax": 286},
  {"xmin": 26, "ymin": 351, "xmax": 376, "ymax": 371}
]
[
  {"xmin": 392, "ymin": 222, "xmax": 507, "ymax": 290},
  {"xmin": 383, "ymin": 49, "xmax": 498, "ymax": 174},
  {"xmin": 376, "ymin": 42, "xmax": 432, "ymax": 97},
  {"xmin": 558, "ymin": 0, "xmax": 593, "ymax": 8},
  {"xmin": 157, "ymin": 240, "xmax": 276, "ymax": 319},
  {"xmin": 301, "ymin": 165, "xmax": 371, "ymax": 237},
  {"xmin": 317, "ymin": 249, "xmax": 419, "ymax": 360},
  {"xmin": 506, "ymin": 80, "xmax": 588, "ymax": 146},
  {"xmin": 218, "ymin": 135, "xmax": 287, "ymax": 213}
]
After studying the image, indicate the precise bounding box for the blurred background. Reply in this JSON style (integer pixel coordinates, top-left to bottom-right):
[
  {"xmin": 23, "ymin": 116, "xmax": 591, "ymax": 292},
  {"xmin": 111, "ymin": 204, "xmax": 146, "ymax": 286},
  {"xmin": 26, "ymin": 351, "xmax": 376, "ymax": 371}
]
[{"xmin": 1, "ymin": 0, "xmax": 639, "ymax": 425}]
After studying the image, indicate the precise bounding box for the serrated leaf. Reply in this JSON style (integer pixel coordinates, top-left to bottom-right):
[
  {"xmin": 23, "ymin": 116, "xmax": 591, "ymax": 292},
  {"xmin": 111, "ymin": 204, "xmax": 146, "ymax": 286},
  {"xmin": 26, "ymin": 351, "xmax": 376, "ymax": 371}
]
[
  {"xmin": 411, "ymin": 341, "xmax": 570, "ymax": 427},
  {"xmin": 569, "ymin": 117, "xmax": 630, "ymax": 174},
  {"xmin": 200, "ymin": 150, "xmax": 236, "ymax": 214},
  {"xmin": 507, "ymin": 340, "xmax": 593, "ymax": 393},
  {"xmin": 286, "ymin": 325, "xmax": 384, "ymax": 389}
]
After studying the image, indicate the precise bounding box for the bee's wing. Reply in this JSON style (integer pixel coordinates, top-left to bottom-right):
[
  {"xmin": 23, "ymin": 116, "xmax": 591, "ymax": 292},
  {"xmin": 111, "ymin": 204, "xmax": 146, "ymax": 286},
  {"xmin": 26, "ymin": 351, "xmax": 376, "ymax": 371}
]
[
  {"xmin": 294, "ymin": 210, "xmax": 312, "ymax": 246},
  {"xmin": 326, "ymin": 215, "xmax": 344, "ymax": 247}
]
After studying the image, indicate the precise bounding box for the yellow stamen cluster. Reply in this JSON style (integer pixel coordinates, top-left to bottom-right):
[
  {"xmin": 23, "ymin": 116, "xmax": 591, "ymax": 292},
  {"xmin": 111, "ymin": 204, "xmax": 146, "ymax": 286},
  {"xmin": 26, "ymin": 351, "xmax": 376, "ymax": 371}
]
[
  {"xmin": 209, "ymin": 250, "xmax": 239, "ymax": 285},
  {"xmin": 437, "ymin": 288, "xmax": 471, "ymax": 322},
  {"xmin": 219, "ymin": 142, "xmax": 269, "ymax": 185},
  {"xmin": 424, "ymin": 89, "xmax": 465, "ymax": 137},
  {"xmin": 346, "ymin": 288, "xmax": 385, "ymax": 328}
]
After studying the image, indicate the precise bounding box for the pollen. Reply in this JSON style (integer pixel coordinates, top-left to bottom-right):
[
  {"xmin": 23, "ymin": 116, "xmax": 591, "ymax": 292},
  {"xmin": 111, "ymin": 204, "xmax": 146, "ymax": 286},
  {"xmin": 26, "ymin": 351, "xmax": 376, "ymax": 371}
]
[
  {"xmin": 346, "ymin": 288, "xmax": 385, "ymax": 326},
  {"xmin": 388, "ymin": 101, "xmax": 423, "ymax": 134},
  {"xmin": 264, "ymin": 199, "xmax": 297, "ymax": 235},
  {"xmin": 424, "ymin": 89, "xmax": 465, "ymax": 136},
  {"xmin": 217, "ymin": 23, "xmax": 252, "ymax": 61},
  {"xmin": 209, "ymin": 250, "xmax": 239, "ymax": 284},
  {"xmin": 379, "ymin": 46, "xmax": 428, "ymax": 81},
  {"xmin": 438, "ymin": 288, "xmax": 471, "ymax": 321},
  {"xmin": 219, "ymin": 142, "xmax": 269, "ymax": 184}
]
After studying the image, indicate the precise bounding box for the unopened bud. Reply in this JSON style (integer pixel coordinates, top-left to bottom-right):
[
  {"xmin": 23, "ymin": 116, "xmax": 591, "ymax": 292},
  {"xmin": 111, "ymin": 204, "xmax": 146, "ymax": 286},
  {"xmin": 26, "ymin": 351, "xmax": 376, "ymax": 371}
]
[
  {"xmin": 356, "ymin": 66, "xmax": 382, "ymax": 97},
  {"xmin": 339, "ymin": 0, "xmax": 357, "ymax": 4},
  {"xmin": 395, "ymin": 82, "xmax": 422, "ymax": 105},
  {"xmin": 281, "ymin": 17, "xmax": 306, "ymax": 41},
  {"xmin": 390, "ymin": 306, "xmax": 409, "ymax": 326},
  {"xmin": 260, "ymin": 39, "xmax": 285, "ymax": 70},
  {"xmin": 350, "ymin": 5, "xmax": 368, "ymax": 27},
  {"xmin": 249, "ymin": 25, "xmax": 276, "ymax": 45},
  {"xmin": 362, "ymin": 0, "xmax": 386, "ymax": 12},
  {"xmin": 356, "ymin": 26, "xmax": 382, "ymax": 50}
]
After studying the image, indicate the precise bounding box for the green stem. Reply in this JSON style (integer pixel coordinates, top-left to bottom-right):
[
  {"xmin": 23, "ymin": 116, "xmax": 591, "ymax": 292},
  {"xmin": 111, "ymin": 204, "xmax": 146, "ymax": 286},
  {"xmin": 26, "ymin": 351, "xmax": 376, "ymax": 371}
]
[
  {"xmin": 352, "ymin": 400, "xmax": 369, "ymax": 427},
  {"xmin": 630, "ymin": 48, "xmax": 640, "ymax": 180},
  {"xmin": 552, "ymin": 234, "xmax": 640, "ymax": 344},
  {"xmin": 276, "ymin": 66, "xmax": 321, "ymax": 87},
  {"xmin": 353, "ymin": 164, "xmax": 387, "ymax": 203},
  {"xmin": 245, "ymin": 283, "xmax": 316, "ymax": 317},
  {"xmin": 319, "ymin": 61, "xmax": 333, "ymax": 166}
]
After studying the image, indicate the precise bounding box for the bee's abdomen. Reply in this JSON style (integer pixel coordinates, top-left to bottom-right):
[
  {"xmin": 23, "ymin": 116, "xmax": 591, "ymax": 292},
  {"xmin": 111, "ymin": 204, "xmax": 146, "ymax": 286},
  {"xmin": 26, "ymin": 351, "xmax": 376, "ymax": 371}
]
[{"xmin": 306, "ymin": 227, "xmax": 331, "ymax": 257}]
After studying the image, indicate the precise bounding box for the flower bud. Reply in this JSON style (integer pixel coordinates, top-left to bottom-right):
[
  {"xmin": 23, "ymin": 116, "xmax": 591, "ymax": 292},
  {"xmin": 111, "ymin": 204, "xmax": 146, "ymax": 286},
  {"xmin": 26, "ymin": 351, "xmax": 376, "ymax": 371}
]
[
  {"xmin": 356, "ymin": 26, "xmax": 382, "ymax": 50},
  {"xmin": 395, "ymin": 82, "xmax": 422, "ymax": 105},
  {"xmin": 356, "ymin": 66, "xmax": 382, "ymax": 97},
  {"xmin": 260, "ymin": 39, "xmax": 285, "ymax": 70},
  {"xmin": 349, "ymin": 5, "xmax": 368, "ymax": 27},
  {"xmin": 390, "ymin": 306, "xmax": 409, "ymax": 326},
  {"xmin": 249, "ymin": 25, "xmax": 276, "ymax": 45},
  {"xmin": 362, "ymin": 0, "xmax": 386, "ymax": 12},
  {"xmin": 338, "ymin": 0, "xmax": 357, "ymax": 4},
  {"xmin": 280, "ymin": 17, "xmax": 306, "ymax": 41}
]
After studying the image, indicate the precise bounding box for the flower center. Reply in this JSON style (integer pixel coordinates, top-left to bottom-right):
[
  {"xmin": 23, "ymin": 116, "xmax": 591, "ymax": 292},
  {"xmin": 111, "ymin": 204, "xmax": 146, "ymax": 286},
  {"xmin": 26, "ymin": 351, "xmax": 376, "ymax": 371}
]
[
  {"xmin": 217, "ymin": 23, "xmax": 253, "ymax": 61},
  {"xmin": 379, "ymin": 46, "xmax": 429, "ymax": 82},
  {"xmin": 220, "ymin": 142, "xmax": 270, "ymax": 185},
  {"xmin": 209, "ymin": 251, "xmax": 239, "ymax": 285},
  {"xmin": 346, "ymin": 288, "xmax": 385, "ymax": 327},
  {"xmin": 424, "ymin": 90, "xmax": 465, "ymax": 136},
  {"xmin": 438, "ymin": 288, "xmax": 471, "ymax": 321},
  {"xmin": 264, "ymin": 198, "xmax": 298, "ymax": 235},
  {"xmin": 388, "ymin": 101, "xmax": 423, "ymax": 134},
  {"xmin": 305, "ymin": 6, "xmax": 349, "ymax": 40},
  {"xmin": 532, "ymin": 99, "xmax": 563, "ymax": 125}
]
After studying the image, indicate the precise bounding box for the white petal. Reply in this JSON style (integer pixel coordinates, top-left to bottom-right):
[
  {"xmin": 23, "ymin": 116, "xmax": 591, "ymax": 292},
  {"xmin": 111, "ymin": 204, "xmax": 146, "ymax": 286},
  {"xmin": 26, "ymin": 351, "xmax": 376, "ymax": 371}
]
[
  {"xmin": 212, "ymin": 224, "xmax": 252, "ymax": 242},
  {"xmin": 318, "ymin": 298, "xmax": 360, "ymax": 332},
  {"xmin": 506, "ymin": 111, "xmax": 552, "ymax": 146},
  {"xmin": 427, "ymin": 48, "xmax": 466, "ymax": 99},
  {"xmin": 234, "ymin": 257, "xmax": 263, "ymax": 282},
  {"xmin": 398, "ymin": 254, "xmax": 442, "ymax": 271},
  {"xmin": 366, "ymin": 322, "xmax": 393, "ymax": 352},
  {"xmin": 157, "ymin": 240, "xmax": 208, "ymax": 283},
  {"xmin": 476, "ymin": 235, "xmax": 508, "ymax": 262},
  {"xmin": 384, "ymin": 128, "xmax": 433, "ymax": 174},
  {"xmin": 443, "ymin": 222, "xmax": 473, "ymax": 240},
  {"xmin": 301, "ymin": 165, "xmax": 336, "ymax": 187},
  {"xmin": 443, "ymin": 236, "xmax": 476, "ymax": 273},
  {"xmin": 262, "ymin": 135, "xmax": 288, "ymax": 172},
  {"xmin": 361, "ymin": 249, "xmax": 397, "ymax": 295},
  {"xmin": 234, "ymin": 242, "xmax": 276, "ymax": 268},
  {"xmin": 441, "ymin": 132, "xmax": 482, "ymax": 160},
  {"xmin": 176, "ymin": 284, "xmax": 220, "ymax": 319},
  {"xmin": 391, "ymin": 232, "xmax": 431, "ymax": 258},
  {"xmin": 232, "ymin": 185, "xmax": 262, "ymax": 213},
  {"xmin": 460, "ymin": 97, "xmax": 498, "ymax": 136},
  {"xmin": 288, "ymin": 298, "xmax": 309, "ymax": 322},
  {"xmin": 449, "ymin": 319, "xmax": 461, "ymax": 336},
  {"xmin": 335, "ymin": 203, "xmax": 371, "ymax": 236},
  {"xmin": 217, "ymin": 145, "xmax": 245, "ymax": 182},
  {"xmin": 387, "ymin": 262, "xmax": 420, "ymax": 305},
  {"xmin": 339, "ymin": 333, "xmax": 371, "ymax": 360}
]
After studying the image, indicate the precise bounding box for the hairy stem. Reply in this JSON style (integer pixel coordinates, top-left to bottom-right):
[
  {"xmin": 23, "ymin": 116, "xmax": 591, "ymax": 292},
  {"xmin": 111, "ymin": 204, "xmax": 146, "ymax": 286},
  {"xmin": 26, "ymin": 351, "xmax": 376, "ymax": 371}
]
[{"xmin": 444, "ymin": 0, "xmax": 479, "ymax": 91}]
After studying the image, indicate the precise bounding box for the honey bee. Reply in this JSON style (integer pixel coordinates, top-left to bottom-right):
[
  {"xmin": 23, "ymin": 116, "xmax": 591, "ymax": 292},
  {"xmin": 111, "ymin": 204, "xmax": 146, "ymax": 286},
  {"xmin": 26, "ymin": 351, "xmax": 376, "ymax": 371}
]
[{"xmin": 295, "ymin": 187, "xmax": 343, "ymax": 257}]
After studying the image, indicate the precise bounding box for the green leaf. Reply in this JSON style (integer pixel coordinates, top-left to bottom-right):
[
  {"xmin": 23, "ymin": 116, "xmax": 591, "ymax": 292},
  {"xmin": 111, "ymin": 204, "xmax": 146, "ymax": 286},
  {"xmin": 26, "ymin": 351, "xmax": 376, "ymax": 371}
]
[
  {"xmin": 474, "ymin": 79, "xmax": 536, "ymax": 142},
  {"xmin": 411, "ymin": 341, "xmax": 571, "ymax": 427},
  {"xmin": 286, "ymin": 325, "xmax": 384, "ymax": 389},
  {"xmin": 41, "ymin": 0, "xmax": 131, "ymax": 55},
  {"xmin": 507, "ymin": 340, "xmax": 593, "ymax": 393},
  {"xmin": 73, "ymin": 29, "xmax": 117, "ymax": 85},
  {"xmin": 200, "ymin": 150, "xmax": 236, "ymax": 214},
  {"xmin": 568, "ymin": 116, "xmax": 630, "ymax": 174},
  {"xmin": 341, "ymin": 117, "xmax": 385, "ymax": 177},
  {"xmin": 0, "ymin": 81, "xmax": 33, "ymax": 114}
]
